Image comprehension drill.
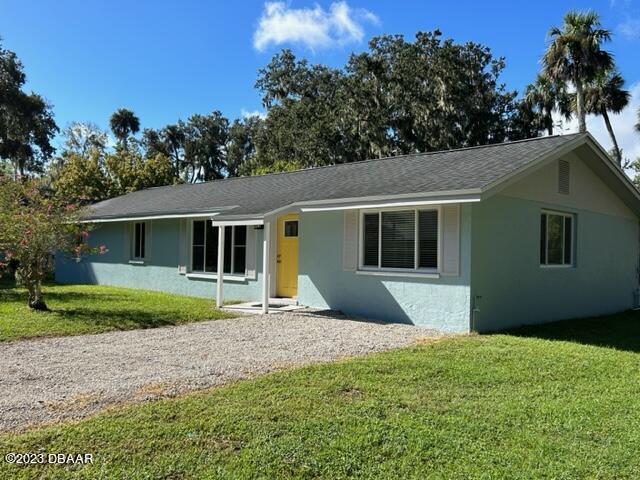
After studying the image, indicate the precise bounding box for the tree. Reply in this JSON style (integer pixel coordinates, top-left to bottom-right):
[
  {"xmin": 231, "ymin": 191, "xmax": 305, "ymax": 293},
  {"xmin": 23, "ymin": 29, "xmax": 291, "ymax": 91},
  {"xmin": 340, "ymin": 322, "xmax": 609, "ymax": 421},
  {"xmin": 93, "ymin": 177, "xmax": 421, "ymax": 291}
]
[
  {"xmin": 506, "ymin": 99, "xmax": 549, "ymax": 141},
  {"xmin": 62, "ymin": 121, "xmax": 108, "ymax": 156},
  {"xmin": 584, "ymin": 70, "xmax": 630, "ymax": 166},
  {"xmin": 227, "ymin": 116, "xmax": 263, "ymax": 177},
  {"xmin": 524, "ymin": 74, "xmax": 571, "ymax": 135},
  {"xmin": 0, "ymin": 176, "xmax": 105, "ymax": 310},
  {"xmin": 0, "ymin": 41, "xmax": 58, "ymax": 177},
  {"xmin": 636, "ymin": 107, "xmax": 640, "ymax": 133},
  {"xmin": 49, "ymin": 121, "xmax": 108, "ymax": 183},
  {"xmin": 142, "ymin": 123, "xmax": 186, "ymax": 179},
  {"xmin": 183, "ymin": 112, "xmax": 229, "ymax": 182},
  {"xmin": 104, "ymin": 150, "xmax": 175, "ymax": 196},
  {"xmin": 252, "ymin": 34, "xmax": 537, "ymax": 174},
  {"xmin": 109, "ymin": 108, "xmax": 140, "ymax": 150},
  {"xmin": 543, "ymin": 10, "xmax": 613, "ymax": 133},
  {"xmin": 52, "ymin": 150, "xmax": 110, "ymax": 204}
]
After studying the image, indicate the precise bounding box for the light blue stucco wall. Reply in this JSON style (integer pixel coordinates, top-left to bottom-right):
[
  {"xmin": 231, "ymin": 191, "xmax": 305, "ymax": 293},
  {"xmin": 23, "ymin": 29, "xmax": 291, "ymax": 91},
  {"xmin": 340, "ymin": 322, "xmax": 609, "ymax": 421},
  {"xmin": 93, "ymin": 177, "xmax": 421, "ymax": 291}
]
[
  {"xmin": 470, "ymin": 194, "xmax": 640, "ymax": 332},
  {"xmin": 296, "ymin": 206, "xmax": 472, "ymax": 332},
  {"xmin": 55, "ymin": 219, "xmax": 263, "ymax": 302}
]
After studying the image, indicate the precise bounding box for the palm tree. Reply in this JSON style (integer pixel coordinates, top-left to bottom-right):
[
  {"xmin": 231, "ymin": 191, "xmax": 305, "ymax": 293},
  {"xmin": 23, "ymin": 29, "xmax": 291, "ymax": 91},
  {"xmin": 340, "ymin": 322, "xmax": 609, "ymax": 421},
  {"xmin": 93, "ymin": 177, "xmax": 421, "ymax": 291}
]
[
  {"xmin": 524, "ymin": 74, "xmax": 571, "ymax": 135},
  {"xmin": 584, "ymin": 70, "xmax": 630, "ymax": 166},
  {"xmin": 543, "ymin": 10, "xmax": 613, "ymax": 134},
  {"xmin": 636, "ymin": 107, "xmax": 640, "ymax": 133},
  {"xmin": 109, "ymin": 108, "xmax": 140, "ymax": 149}
]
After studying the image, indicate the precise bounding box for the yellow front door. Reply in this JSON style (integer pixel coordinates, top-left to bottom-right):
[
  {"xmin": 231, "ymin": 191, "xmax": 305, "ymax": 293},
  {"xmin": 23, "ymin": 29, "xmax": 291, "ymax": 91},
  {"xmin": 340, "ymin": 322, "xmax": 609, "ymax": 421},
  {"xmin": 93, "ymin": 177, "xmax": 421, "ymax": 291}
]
[{"xmin": 276, "ymin": 213, "xmax": 299, "ymax": 298}]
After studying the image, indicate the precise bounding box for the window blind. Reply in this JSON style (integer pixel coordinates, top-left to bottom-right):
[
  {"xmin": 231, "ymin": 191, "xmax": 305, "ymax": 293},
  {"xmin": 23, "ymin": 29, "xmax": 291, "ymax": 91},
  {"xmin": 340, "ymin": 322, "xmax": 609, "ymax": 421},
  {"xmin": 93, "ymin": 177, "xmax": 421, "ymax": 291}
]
[
  {"xmin": 418, "ymin": 210, "xmax": 438, "ymax": 269},
  {"xmin": 381, "ymin": 211, "xmax": 415, "ymax": 269},
  {"xmin": 363, "ymin": 213, "xmax": 379, "ymax": 267}
]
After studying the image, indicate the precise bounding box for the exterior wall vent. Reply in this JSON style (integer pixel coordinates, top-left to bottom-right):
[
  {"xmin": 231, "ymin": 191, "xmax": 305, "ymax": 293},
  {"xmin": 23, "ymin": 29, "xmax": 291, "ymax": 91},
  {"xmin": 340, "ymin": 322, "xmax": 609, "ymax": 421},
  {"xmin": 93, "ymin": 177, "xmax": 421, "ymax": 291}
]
[{"xmin": 558, "ymin": 160, "xmax": 570, "ymax": 195}]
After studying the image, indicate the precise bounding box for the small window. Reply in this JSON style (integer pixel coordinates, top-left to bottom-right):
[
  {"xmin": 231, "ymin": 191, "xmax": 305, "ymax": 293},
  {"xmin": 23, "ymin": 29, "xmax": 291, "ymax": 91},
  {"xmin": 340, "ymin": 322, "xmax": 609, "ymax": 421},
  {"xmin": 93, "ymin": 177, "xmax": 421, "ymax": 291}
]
[
  {"xmin": 132, "ymin": 222, "xmax": 146, "ymax": 259},
  {"xmin": 284, "ymin": 220, "xmax": 298, "ymax": 237},
  {"xmin": 361, "ymin": 208, "xmax": 439, "ymax": 271},
  {"xmin": 540, "ymin": 211, "xmax": 573, "ymax": 266},
  {"xmin": 191, "ymin": 222, "xmax": 247, "ymax": 275}
]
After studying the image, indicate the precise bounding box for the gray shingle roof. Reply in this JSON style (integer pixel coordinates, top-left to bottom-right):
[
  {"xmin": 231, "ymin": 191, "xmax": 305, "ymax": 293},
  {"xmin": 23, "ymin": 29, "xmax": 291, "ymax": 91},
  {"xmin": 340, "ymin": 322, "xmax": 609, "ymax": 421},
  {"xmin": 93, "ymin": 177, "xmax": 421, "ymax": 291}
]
[{"xmin": 85, "ymin": 134, "xmax": 583, "ymax": 220}]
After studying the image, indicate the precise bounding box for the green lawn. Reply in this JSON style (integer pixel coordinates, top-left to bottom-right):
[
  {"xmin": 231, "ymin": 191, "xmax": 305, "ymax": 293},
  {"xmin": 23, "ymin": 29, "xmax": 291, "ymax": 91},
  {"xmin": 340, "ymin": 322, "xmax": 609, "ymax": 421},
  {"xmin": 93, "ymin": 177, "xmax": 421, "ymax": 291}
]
[
  {"xmin": 0, "ymin": 281, "xmax": 234, "ymax": 341},
  {"xmin": 2, "ymin": 312, "xmax": 640, "ymax": 478}
]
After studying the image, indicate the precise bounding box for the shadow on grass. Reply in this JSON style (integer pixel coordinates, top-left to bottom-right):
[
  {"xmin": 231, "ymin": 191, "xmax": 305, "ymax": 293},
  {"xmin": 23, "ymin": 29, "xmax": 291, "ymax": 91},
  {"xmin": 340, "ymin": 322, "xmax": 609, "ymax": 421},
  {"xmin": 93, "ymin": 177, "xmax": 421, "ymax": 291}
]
[
  {"xmin": 502, "ymin": 310, "xmax": 640, "ymax": 353},
  {"xmin": 54, "ymin": 308, "xmax": 182, "ymax": 329},
  {"xmin": 0, "ymin": 283, "xmax": 131, "ymax": 305}
]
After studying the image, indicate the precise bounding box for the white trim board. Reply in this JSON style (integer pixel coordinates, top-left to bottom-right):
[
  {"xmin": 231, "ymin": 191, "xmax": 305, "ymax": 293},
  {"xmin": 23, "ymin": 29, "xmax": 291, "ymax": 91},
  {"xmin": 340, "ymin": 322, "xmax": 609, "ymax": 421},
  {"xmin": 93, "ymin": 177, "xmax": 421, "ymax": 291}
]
[
  {"xmin": 211, "ymin": 219, "xmax": 264, "ymax": 226},
  {"xmin": 84, "ymin": 212, "xmax": 224, "ymax": 223},
  {"xmin": 301, "ymin": 196, "xmax": 479, "ymax": 212}
]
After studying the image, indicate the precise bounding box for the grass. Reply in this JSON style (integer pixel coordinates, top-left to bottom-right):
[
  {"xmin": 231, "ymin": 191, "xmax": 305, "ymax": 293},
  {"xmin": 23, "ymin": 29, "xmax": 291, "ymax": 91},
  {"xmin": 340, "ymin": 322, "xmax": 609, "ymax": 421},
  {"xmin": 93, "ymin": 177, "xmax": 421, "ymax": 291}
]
[
  {"xmin": 0, "ymin": 281, "xmax": 234, "ymax": 342},
  {"xmin": 2, "ymin": 311, "xmax": 640, "ymax": 478}
]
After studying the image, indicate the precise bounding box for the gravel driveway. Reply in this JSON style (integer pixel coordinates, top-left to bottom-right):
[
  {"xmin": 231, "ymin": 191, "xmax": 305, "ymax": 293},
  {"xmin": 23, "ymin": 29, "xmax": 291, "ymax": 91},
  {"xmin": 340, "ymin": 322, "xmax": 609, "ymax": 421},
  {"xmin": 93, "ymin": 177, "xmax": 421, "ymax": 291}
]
[{"xmin": 0, "ymin": 311, "xmax": 437, "ymax": 432}]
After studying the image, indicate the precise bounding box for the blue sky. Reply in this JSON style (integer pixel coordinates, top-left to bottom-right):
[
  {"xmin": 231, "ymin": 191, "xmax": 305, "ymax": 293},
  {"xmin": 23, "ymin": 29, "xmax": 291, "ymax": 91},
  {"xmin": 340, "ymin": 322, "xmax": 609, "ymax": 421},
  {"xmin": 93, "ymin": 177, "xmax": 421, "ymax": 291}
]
[{"xmin": 2, "ymin": 0, "xmax": 640, "ymax": 157}]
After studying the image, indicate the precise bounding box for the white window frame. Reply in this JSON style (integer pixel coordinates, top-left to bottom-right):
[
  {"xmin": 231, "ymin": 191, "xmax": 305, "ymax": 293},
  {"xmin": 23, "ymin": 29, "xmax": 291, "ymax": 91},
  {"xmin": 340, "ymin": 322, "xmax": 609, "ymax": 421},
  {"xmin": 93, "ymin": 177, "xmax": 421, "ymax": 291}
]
[
  {"xmin": 358, "ymin": 206, "xmax": 441, "ymax": 274},
  {"xmin": 189, "ymin": 220, "xmax": 247, "ymax": 276},
  {"xmin": 131, "ymin": 221, "xmax": 146, "ymax": 260},
  {"xmin": 540, "ymin": 209, "xmax": 575, "ymax": 268}
]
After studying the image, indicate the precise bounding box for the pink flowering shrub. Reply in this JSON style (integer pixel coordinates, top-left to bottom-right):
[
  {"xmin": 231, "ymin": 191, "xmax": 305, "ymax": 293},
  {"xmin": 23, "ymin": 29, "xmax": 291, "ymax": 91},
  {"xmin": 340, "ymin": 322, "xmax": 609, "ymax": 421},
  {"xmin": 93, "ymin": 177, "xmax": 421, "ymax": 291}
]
[{"xmin": 0, "ymin": 176, "xmax": 107, "ymax": 310}]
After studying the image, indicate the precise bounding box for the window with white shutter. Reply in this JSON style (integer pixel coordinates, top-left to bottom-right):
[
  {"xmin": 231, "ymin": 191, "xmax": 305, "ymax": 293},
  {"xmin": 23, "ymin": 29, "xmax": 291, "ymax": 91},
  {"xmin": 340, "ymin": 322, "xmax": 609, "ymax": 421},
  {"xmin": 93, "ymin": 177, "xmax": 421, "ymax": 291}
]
[{"xmin": 360, "ymin": 208, "xmax": 440, "ymax": 272}]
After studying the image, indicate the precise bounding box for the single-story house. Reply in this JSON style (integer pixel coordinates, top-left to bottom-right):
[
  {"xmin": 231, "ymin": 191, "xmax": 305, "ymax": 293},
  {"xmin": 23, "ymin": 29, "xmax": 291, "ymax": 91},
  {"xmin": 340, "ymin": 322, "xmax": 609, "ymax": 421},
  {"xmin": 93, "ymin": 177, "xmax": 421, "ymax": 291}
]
[{"xmin": 56, "ymin": 133, "xmax": 640, "ymax": 332}]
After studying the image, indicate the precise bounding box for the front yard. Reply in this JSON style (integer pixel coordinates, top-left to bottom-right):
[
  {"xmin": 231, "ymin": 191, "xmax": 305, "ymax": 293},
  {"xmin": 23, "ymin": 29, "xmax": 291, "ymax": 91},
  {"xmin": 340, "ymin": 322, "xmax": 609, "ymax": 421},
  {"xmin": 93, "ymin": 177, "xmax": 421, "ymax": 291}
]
[
  {"xmin": 2, "ymin": 311, "xmax": 640, "ymax": 478},
  {"xmin": 0, "ymin": 282, "xmax": 233, "ymax": 341}
]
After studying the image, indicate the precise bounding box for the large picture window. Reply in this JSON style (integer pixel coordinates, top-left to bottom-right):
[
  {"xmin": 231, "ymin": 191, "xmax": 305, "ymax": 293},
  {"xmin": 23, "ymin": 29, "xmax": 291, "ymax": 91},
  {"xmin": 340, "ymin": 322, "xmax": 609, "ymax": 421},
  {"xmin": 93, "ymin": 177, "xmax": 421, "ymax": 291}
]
[
  {"xmin": 132, "ymin": 222, "xmax": 146, "ymax": 259},
  {"xmin": 540, "ymin": 211, "xmax": 573, "ymax": 266},
  {"xmin": 191, "ymin": 221, "xmax": 247, "ymax": 275},
  {"xmin": 361, "ymin": 208, "xmax": 439, "ymax": 271}
]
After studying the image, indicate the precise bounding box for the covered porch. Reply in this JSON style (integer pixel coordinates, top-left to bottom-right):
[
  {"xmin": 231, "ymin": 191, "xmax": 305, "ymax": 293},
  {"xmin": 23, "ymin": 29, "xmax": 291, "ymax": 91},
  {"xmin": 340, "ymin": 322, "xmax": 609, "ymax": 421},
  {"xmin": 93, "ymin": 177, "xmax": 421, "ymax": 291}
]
[{"xmin": 212, "ymin": 212, "xmax": 300, "ymax": 314}]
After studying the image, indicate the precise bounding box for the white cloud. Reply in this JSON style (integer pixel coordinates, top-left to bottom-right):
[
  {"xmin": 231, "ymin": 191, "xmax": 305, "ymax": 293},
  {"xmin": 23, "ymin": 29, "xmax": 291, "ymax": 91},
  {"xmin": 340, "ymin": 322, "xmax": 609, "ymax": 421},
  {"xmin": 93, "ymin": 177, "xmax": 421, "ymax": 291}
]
[
  {"xmin": 618, "ymin": 17, "xmax": 640, "ymax": 39},
  {"xmin": 240, "ymin": 108, "xmax": 266, "ymax": 119},
  {"xmin": 253, "ymin": 1, "xmax": 379, "ymax": 52},
  {"xmin": 555, "ymin": 82, "xmax": 640, "ymax": 168}
]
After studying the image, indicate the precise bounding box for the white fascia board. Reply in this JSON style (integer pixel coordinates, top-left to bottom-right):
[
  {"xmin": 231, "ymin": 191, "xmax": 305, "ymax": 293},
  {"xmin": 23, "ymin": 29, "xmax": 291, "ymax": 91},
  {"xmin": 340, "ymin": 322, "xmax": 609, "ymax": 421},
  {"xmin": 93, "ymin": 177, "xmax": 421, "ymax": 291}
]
[
  {"xmin": 264, "ymin": 189, "xmax": 481, "ymax": 216},
  {"xmin": 211, "ymin": 219, "xmax": 264, "ymax": 226},
  {"xmin": 300, "ymin": 195, "xmax": 480, "ymax": 212},
  {"xmin": 82, "ymin": 212, "xmax": 222, "ymax": 223}
]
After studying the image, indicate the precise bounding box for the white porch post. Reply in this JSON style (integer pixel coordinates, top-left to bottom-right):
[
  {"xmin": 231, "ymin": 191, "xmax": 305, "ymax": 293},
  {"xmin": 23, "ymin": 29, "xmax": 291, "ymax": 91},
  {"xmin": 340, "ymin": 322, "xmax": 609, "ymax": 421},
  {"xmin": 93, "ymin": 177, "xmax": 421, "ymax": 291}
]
[
  {"xmin": 216, "ymin": 225, "xmax": 225, "ymax": 308},
  {"xmin": 262, "ymin": 220, "xmax": 271, "ymax": 314}
]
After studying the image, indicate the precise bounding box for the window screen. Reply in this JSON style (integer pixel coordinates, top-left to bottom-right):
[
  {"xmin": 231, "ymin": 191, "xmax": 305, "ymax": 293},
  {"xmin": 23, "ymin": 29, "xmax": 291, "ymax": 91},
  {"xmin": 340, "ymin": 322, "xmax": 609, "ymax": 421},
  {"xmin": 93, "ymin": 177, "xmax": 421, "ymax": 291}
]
[{"xmin": 540, "ymin": 212, "xmax": 573, "ymax": 266}]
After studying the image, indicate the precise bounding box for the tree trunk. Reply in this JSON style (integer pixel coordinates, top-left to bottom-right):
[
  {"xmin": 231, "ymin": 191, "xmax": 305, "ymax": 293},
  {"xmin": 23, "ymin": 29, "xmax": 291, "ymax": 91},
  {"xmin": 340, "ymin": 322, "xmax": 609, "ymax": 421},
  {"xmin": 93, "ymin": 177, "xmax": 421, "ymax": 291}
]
[
  {"xmin": 27, "ymin": 282, "xmax": 48, "ymax": 311},
  {"xmin": 575, "ymin": 78, "xmax": 587, "ymax": 134},
  {"xmin": 602, "ymin": 109, "xmax": 622, "ymax": 166}
]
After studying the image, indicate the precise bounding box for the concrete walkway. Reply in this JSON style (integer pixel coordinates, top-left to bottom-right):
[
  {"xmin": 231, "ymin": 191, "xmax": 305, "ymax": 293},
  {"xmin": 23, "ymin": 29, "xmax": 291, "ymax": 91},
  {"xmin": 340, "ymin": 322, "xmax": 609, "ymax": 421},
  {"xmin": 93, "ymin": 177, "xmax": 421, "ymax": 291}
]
[{"xmin": 0, "ymin": 311, "xmax": 437, "ymax": 431}]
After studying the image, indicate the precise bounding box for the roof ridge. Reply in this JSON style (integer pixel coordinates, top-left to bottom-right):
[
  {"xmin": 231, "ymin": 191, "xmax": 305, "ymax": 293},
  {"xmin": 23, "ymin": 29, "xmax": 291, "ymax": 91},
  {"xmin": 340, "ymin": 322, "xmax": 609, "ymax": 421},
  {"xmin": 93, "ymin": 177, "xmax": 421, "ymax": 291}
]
[{"xmin": 145, "ymin": 133, "xmax": 584, "ymax": 192}]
